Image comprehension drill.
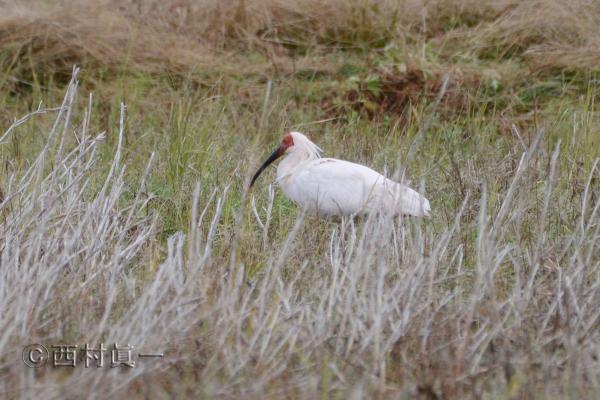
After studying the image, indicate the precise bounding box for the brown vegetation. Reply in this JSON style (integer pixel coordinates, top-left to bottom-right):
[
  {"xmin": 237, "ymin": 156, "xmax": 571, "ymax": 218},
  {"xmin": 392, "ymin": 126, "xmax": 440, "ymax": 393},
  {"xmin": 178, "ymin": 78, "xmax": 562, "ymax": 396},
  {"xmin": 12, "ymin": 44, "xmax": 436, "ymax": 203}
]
[{"xmin": 2, "ymin": 0, "xmax": 600, "ymax": 79}]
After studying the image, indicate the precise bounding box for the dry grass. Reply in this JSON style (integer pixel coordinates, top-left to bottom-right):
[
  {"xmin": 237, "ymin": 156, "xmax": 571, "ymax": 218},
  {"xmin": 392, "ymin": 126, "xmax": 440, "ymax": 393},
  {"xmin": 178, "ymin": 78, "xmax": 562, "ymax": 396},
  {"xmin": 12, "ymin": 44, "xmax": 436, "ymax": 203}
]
[
  {"xmin": 0, "ymin": 65, "xmax": 599, "ymax": 400},
  {"xmin": 0, "ymin": 0, "xmax": 208, "ymax": 77},
  {"xmin": 478, "ymin": 0, "xmax": 600, "ymax": 71},
  {"xmin": 1, "ymin": 1, "xmax": 600, "ymax": 399},
  {"xmin": 2, "ymin": 0, "xmax": 600, "ymax": 80}
]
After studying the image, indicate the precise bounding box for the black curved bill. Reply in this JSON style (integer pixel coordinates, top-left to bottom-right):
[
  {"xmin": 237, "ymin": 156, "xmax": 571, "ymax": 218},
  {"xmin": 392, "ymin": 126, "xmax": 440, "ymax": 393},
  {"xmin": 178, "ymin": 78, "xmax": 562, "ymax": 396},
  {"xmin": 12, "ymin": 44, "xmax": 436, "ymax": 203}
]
[{"xmin": 249, "ymin": 146, "xmax": 284, "ymax": 189}]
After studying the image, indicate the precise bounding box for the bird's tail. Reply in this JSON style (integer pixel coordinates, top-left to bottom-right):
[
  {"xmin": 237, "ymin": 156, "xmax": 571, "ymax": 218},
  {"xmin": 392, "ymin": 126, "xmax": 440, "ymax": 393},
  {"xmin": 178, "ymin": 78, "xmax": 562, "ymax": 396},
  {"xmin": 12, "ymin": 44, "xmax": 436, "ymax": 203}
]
[{"xmin": 388, "ymin": 182, "xmax": 431, "ymax": 217}]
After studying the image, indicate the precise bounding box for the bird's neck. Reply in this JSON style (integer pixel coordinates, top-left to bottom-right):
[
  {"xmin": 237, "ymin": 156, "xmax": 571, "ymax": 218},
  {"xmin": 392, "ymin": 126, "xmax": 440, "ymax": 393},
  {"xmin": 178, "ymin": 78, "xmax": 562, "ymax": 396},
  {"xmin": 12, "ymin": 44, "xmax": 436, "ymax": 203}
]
[{"xmin": 277, "ymin": 149, "xmax": 315, "ymax": 181}]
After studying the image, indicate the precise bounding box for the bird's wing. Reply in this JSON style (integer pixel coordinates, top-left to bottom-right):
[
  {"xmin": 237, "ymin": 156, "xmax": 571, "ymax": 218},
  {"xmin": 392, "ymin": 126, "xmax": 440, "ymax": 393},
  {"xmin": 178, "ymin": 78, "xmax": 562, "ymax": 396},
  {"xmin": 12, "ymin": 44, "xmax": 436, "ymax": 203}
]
[
  {"xmin": 287, "ymin": 158, "xmax": 380, "ymax": 215},
  {"xmin": 289, "ymin": 158, "xmax": 431, "ymax": 217},
  {"xmin": 378, "ymin": 178, "xmax": 431, "ymax": 217}
]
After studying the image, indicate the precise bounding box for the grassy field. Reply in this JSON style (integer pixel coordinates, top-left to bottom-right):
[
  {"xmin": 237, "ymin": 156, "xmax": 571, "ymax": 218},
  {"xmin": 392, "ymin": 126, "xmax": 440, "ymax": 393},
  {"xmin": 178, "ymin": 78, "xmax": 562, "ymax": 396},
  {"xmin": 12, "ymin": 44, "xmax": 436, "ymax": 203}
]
[{"xmin": 1, "ymin": 0, "xmax": 599, "ymax": 398}]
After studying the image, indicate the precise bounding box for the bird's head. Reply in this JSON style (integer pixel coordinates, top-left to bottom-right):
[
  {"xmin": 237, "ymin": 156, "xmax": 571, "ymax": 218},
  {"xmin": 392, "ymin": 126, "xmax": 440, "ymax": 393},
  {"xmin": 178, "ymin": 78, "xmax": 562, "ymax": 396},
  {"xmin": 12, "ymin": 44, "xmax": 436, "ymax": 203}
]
[{"xmin": 249, "ymin": 131, "xmax": 321, "ymax": 190}]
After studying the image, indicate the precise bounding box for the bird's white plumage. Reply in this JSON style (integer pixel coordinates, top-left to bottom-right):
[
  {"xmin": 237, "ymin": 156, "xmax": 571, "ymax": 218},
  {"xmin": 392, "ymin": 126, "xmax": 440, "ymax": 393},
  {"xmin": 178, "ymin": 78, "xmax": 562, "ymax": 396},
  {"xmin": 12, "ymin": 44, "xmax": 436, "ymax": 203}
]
[{"xmin": 272, "ymin": 132, "xmax": 430, "ymax": 217}]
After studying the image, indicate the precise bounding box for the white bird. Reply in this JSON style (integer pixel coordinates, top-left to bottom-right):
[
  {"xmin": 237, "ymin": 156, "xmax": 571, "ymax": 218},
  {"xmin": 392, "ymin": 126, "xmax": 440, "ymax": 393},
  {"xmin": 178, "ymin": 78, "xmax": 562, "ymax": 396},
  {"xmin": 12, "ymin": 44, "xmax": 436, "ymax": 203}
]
[{"xmin": 249, "ymin": 132, "xmax": 431, "ymax": 217}]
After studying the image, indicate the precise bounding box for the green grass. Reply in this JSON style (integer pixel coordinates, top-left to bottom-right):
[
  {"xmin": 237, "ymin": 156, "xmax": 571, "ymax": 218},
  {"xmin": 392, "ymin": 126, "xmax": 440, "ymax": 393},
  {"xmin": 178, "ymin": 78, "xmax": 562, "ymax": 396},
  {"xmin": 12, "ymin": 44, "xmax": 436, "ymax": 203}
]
[
  {"xmin": 2, "ymin": 44, "xmax": 598, "ymax": 264},
  {"xmin": 1, "ymin": 50, "xmax": 598, "ymax": 277}
]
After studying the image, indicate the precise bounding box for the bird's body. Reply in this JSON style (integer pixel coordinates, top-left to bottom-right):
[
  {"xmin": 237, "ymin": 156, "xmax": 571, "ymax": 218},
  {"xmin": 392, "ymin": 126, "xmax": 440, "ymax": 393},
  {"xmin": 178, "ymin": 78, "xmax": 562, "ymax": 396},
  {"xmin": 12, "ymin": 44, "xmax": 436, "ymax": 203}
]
[{"xmin": 250, "ymin": 132, "xmax": 431, "ymax": 217}]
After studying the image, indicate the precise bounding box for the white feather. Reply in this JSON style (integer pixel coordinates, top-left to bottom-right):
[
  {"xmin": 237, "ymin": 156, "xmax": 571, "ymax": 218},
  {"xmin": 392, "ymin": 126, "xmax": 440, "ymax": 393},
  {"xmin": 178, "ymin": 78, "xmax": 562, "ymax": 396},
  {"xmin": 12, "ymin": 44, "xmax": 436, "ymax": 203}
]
[{"xmin": 274, "ymin": 132, "xmax": 430, "ymax": 217}]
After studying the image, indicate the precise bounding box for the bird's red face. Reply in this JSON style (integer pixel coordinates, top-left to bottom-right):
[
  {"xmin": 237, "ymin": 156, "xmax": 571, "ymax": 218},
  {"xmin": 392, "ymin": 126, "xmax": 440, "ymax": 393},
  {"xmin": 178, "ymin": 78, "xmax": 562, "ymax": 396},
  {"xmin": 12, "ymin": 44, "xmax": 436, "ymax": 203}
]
[
  {"xmin": 280, "ymin": 132, "xmax": 294, "ymax": 153},
  {"xmin": 249, "ymin": 133, "xmax": 295, "ymax": 189}
]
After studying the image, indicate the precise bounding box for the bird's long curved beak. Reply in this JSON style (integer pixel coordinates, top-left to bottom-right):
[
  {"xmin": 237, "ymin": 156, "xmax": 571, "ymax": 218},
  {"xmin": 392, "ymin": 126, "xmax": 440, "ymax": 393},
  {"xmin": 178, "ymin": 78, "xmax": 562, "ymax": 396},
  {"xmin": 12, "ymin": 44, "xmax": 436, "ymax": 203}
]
[{"xmin": 249, "ymin": 145, "xmax": 284, "ymax": 190}]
